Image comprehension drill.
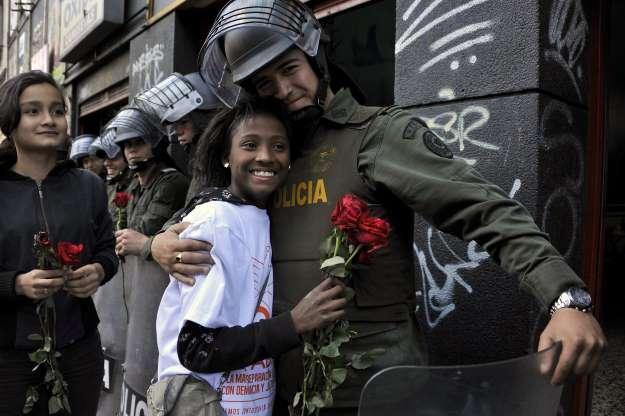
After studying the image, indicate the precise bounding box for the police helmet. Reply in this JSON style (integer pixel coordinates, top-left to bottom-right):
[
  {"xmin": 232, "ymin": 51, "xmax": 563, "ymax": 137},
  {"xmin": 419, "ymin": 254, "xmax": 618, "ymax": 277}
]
[
  {"xmin": 105, "ymin": 107, "xmax": 165, "ymax": 148},
  {"xmin": 90, "ymin": 134, "xmax": 121, "ymax": 159},
  {"xmin": 69, "ymin": 134, "xmax": 97, "ymax": 162},
  {"xmin": 199, "ymin": 0, "xmax": 328, "ymax": 109},
  {"xmin": 134, "ymin": 72, "xmax": 221, "ymax": 124}
]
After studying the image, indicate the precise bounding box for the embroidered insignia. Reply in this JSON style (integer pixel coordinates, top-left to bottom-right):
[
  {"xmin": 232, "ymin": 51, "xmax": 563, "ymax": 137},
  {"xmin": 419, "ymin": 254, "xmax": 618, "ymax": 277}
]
[
  {"xmin": 423, "ymin": 131, "xmax": 453, "ymax": 159},
  {"xmin": 402, "ymin": 118, "xmax": 420, "ymax": 140},
  {"xmin": 311, "ymin": 145, "xmax": 336, "ymax": 174}
]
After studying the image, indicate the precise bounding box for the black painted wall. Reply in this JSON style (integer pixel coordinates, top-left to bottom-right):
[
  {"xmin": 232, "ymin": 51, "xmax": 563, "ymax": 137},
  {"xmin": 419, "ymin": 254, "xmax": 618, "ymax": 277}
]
[{"xmin": 394, "ymin": 0, "xmax": 589, "ymax": 366}]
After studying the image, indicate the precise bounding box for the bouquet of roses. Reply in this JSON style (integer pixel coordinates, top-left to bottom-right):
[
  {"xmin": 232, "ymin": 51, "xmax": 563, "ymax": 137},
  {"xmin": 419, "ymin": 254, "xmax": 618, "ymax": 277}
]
[
  {"xmin": 293, "ymin": 194, "xmax": 391, "ymax": 415},
  {"xmin": 113, "ymin": 191, "xmax": 131, "ymax": 231},
  {"xmin": 24, "ymin": 232, "xmax": 84, "ymax": 415}
]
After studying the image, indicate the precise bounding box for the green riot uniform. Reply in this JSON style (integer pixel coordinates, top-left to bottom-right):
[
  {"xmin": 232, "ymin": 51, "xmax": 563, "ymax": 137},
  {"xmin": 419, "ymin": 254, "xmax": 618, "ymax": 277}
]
[
  {"xmin": 270, "ymin": 89, "xmax": 584, "ymax": 410},
  {"xmin": 106, "ymin": 167, "xmax": 134, "ymax": 219},
  {"xmin": 127, "ymin": 164, "xmax": 189, "ymax": 259}
]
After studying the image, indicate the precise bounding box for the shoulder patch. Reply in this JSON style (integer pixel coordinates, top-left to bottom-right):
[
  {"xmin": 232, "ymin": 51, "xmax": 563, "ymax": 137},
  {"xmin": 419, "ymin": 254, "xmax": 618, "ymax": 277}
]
[
  {"xmin": 402, "ymin": 118, "xmax": 421, "ymax": 140},
  {"xmin": 423, "ymin": 131, "xmax": 453, "ymax": 159}
]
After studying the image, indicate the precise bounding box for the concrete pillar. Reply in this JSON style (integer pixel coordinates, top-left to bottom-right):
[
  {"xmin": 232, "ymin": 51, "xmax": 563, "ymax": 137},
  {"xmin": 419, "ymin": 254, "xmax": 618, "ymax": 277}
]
[{"xmin": 394, "ymin": 0, "xmax": 588, "ymax": 365}]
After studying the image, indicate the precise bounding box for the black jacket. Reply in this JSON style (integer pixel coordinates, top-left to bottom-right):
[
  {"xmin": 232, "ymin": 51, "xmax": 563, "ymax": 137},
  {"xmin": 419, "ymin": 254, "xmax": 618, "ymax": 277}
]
[{"xmin": 0, "ymin": 157, "xmax": 118, "ymax": 350}]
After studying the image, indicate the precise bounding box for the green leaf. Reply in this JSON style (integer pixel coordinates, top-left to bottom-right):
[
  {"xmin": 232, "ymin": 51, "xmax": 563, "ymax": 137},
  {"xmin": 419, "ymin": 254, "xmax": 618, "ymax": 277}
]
[
  {"xmin": 23, "ymin": 386, "xmax": 39, "ymax": 414},
  {"xmin": 28, "ymin": 350, "xmax": 47, "ymax": 364},
  {"xmin": 304, "ymin": 342, "xmax": 314, "ymax": 357},
  {"xmin": 319, "ymin": 236, "xmax": 335, "ymax": 258},
  {"xmin": 27, "ymin": 333, "xmax": 43, "ymax": 342},
  {"xmin": 45, "ymin": 369, "xmax": 55, "ymax": 383},
  {"xmin": 319, "ymin": 342, "xmax": 340, "ymax": 358},
  {"xmin": 350, "ymin": 348, "xmax": 386, "ymax": 370},
  {"xmin": 293, "ymin": 391, "xmax": 302, "ymax": 408},
  {"xmin": 310, "ymin": 393, "xmax": 326, "ymax": 409},
  {"xmin": 350, "ymin": 352, "xmax": 373, "ymax": 370},
  {"xmin": 320, "ymin": 256, "xmax": 345, "ymax": 271},
  {"xmin": 330, "ymin": 368, "xmax": 347, "ymax": 385},
  {"xmin": 48, "ymin": 395, "xmax": 63, "ymax": 414}
]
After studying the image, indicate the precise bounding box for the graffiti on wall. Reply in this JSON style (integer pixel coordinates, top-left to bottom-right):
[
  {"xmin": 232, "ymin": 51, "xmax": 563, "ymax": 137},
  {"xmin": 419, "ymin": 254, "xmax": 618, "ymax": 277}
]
[
  {"xmin": 396, "ymin": 0, "xmax": 496, "ymax": 73},
  {"xmin": 540, "ymin": 100, "xmax": 583, "ymax": 260},
  {"xmin": 415, "ymin": 179, "xmax": 522, "ymax": 328},
  {"xmin": 131, "ymin": 43, "xmax": 165, "ymax": 91},
  {"xmin": 419, "ymin": 103, "xmax": 496, "ymax": 166},
  {"xmin": 545, "ymin": 0, "xmax": 588, "ymax": 101}
]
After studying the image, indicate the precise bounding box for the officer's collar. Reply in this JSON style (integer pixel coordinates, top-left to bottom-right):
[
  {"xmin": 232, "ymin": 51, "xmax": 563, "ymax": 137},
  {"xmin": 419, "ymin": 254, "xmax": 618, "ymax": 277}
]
[{"xmin": 321, "ymin": 88, "xmax": 358, "ymax": 125}]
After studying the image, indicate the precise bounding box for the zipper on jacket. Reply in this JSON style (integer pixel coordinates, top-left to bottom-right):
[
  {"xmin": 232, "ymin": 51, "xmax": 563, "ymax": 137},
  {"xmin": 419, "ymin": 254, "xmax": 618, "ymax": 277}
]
[{"xmin": 36, "ymin": 181, "xmax": 51, "ymax": 234}]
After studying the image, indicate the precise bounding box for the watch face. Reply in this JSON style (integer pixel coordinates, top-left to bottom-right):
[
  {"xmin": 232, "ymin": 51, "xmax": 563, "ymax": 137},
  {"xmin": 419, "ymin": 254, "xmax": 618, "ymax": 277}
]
[{"xmin": 569, "ymin": 287, "xmax": 592, "ymax": 307}]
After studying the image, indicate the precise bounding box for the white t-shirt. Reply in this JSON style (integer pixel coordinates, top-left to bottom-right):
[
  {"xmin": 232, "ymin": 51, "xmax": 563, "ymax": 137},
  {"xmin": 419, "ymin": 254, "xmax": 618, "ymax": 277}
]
[{"xmin": 156, "ymin": 201, "xmax": 275, "ymax": 416}]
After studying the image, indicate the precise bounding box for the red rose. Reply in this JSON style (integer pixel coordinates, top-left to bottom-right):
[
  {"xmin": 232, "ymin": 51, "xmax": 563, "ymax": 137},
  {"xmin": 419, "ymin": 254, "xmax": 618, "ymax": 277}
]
[
  {"xmin": 55, "ymin": 242, "xmax": 84, "ymax": 267},
  {"xmin": 350, "ymin": 215, "xmax": 390, "ymax": 262},
  {"xmin": 331, "ymin": 194, "xmax": 369, "ymax": 232},
  {"xmin": 34, "ymin": 231, "xmax": 50, "ymax": 247},
  {"xmin": 113, "ymin": 192, "xmax": 131, "ymax": 208}
]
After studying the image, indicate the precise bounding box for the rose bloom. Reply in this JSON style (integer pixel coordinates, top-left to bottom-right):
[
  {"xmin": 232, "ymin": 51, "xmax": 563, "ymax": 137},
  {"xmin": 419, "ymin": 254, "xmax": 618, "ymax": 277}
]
[
  {"xmin": 331, "ymin": 194, "xmax": 369, "ymax": 232},
  {"xmin": 55, "ymin": 242, "xmax": 84, "ymax": 267},
  {"xmin": 351, "ymin": 215, "xmax": 391, "ymax": 263},
  {"xmin": 113, "ymin": 192, "xmax": 131, "ymax": 208}
]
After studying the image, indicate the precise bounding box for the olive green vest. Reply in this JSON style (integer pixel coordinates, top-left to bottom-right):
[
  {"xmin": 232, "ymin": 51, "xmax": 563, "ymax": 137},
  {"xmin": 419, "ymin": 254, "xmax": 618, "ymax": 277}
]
[{"xmin": 270, "ymin": 104, "xmax": 417, "ymax": 323}]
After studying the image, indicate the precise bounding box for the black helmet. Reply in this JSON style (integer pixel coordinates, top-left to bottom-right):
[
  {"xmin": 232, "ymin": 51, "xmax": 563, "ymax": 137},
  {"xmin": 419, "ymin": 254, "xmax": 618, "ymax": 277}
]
[
  {"xmin": 134, "ymin": 72, "xmax": 221, "ymax": 124},
  {"xmin": 199, "ymin": 0, "xmax": 330, "ymax": 117}
]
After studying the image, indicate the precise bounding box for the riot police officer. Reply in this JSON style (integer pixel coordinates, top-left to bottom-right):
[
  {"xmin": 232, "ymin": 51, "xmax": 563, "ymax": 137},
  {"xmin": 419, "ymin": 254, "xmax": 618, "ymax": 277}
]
[
  {"xmin": 89, "ymin": 135, "xmax": 133, "ymax": 219},
  {"xmin": 69, "ymin": 134, "xmax": 106, "ymax": 179},
  {"xmin": 153, "ymin": 1, "xmax": 605, "ymax": 414},
  {"xmin": 135, "ymin": 72, "xmax": 221, "ymax": 200},
  {"xmin": 104, "ymin": 107, "xmax": 189, "ymax": 259}
]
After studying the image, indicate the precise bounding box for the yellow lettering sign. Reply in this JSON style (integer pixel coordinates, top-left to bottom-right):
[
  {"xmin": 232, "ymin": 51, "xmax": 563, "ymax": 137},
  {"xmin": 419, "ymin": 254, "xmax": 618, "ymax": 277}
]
[{"xmin": 273, "ymin": 178, "xmax": 328, "ymax": 208}]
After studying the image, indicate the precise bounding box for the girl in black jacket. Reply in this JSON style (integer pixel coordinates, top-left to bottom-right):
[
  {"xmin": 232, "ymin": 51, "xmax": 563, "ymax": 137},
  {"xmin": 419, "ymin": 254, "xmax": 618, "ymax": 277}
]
[{"xmin": 0, "ymin": 71, "xmax": 118, "ymax": 415}]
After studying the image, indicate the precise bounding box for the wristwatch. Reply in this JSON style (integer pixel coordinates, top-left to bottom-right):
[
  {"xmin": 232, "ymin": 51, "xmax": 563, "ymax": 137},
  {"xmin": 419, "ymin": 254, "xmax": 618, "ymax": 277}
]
[{"xmin": 549, "ymin": 287, "xmax": 593, "ymax": 316}]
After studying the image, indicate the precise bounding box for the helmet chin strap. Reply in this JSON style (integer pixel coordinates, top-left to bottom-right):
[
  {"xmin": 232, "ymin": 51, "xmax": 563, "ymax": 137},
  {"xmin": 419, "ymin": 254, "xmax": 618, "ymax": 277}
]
[{"xmin": 128, "ymin": 157, "xmax": 156, "ymax": 172}]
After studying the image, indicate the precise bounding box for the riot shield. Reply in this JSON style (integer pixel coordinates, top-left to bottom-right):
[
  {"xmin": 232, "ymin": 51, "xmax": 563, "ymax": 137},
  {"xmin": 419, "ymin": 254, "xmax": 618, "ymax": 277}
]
[{"xmin": 358, "ymin": 343, "xmax": 562, "ymax": 416}]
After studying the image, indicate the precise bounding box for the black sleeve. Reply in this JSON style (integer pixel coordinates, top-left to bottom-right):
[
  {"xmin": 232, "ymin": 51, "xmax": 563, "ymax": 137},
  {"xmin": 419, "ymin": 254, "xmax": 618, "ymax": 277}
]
[{"xmin": 177, "ymin": 312, "xmax": 301, "ymax": 373}]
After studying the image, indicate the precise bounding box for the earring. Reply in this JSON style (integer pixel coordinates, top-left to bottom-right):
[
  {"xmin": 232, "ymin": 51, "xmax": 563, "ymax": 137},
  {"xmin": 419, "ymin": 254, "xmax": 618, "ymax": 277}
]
[
  {"xmin": 288, "ymin": 164, "xmax": 291, "ymax": 171},
  {"xmin": 224, "ymin": 162, "xmax": 230, "ymax": 168}
]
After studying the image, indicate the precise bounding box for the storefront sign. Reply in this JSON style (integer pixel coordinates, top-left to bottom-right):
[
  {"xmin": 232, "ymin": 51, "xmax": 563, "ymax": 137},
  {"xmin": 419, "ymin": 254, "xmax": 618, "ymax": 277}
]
[{"xmin": 59, "ymin": 0, "xmax": 123, "ymax": 62}]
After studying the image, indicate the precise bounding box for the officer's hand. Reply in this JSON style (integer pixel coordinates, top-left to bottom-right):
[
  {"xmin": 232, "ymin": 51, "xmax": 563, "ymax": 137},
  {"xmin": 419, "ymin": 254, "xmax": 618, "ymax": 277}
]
[
  {"xmin": 15, "ymin": 269, "xmax": 66, "ymax": 300},
  {"xmin": 538, "ymin": 308, "xmax": 606, "ymax": 384},
  {"xmin": 151, "ymin": 222, "xmax": 213, "ymax": 286},
  {"xmin": 290, "ymin": 278, "xmax": 347, "ymax": 334},
  {"xmin": 64, "ymin": 263, "xmax": 105, "ymax": 298},
  {"xmin": 115, "ymin": 229, "xmax": 149, "ymax": 257}
]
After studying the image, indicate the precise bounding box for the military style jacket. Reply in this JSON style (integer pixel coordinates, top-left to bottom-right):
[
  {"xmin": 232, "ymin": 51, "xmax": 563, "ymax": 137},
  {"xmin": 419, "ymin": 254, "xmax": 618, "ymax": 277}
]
[
  {"xmin": 126, "ymin": 164, "xmax": 189, "ymax": 259},
  {"xmin": 271, "ymin": 89, "xmax": 583, "ymax": 321},
  {"xmin": 270, "ymin": 89, "xmax": 585, "ymax": 406}
]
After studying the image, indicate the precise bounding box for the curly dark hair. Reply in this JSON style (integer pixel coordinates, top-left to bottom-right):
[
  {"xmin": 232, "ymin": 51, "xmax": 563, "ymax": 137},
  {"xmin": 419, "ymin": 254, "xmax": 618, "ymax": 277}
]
[{"xmin": 193, "ymin": 98, "xmax": 293, "ymax": 189}]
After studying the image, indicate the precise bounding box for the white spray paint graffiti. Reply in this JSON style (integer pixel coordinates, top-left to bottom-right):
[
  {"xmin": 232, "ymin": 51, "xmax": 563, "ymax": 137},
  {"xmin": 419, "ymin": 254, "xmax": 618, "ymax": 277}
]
[
  {"xmin": 131, "ymin": 43, "xmax": 165, "ymax": 91},
  {"xmin": 540, "ymin": 100, "xmax": 583, "ymax": 260},
  {"xmin": 420, "ymin": 105, "xmax": 496, "ymax": 166},
  {"xmin": 396, "ymin": 0, "xmax": 495, "ymax": 73},
  {"xmin": 545, "ymin": 0, "xmax": 588, "ymax": 100},
  {"xmin": 416, "ymin": 179, "xmax": 522, "ymax": 328}
]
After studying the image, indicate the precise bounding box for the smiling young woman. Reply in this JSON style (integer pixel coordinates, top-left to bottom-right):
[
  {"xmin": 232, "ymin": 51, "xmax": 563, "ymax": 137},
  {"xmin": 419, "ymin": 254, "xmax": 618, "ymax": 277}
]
[{"xmin": 0, "ymin": 70, "xmax": 118, "ymax": 415}]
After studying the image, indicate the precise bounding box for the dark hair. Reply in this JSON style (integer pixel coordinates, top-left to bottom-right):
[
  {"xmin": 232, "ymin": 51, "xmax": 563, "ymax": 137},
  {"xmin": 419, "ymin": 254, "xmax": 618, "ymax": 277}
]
[
  {"xmin": 0, "ymin": 71, "xmax": 66, "ymax": 165},
  {"xmin": 193, "ymin": 98, "xmax": 292, "ymax": 188},
  {"xmin": 0, "ymin": 70, "xmax": 66, "ymax": 138}
]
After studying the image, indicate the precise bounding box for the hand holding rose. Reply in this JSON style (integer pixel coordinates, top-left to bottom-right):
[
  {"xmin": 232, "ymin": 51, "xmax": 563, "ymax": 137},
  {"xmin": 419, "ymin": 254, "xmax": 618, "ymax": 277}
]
[{"xmin": 64, "ymin": 263, "xmax": 105, "ymax": 298}]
